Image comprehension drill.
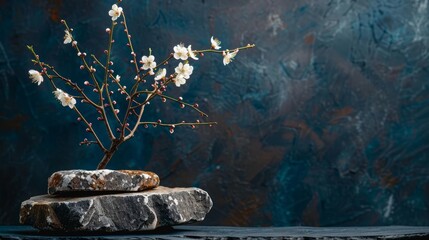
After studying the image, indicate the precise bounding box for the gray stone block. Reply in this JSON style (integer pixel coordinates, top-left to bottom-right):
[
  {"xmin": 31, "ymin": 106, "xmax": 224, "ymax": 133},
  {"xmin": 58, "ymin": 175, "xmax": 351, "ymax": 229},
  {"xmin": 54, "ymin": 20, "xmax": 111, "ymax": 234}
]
[{"xmin": 20, "ymin": 186, "xmax": 212, "ymax": 232}]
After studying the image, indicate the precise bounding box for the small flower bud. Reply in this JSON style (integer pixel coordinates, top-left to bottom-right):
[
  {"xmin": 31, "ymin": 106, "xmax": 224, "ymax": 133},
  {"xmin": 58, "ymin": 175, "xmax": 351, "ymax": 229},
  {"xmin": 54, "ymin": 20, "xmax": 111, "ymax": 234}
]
[
  {"xmin": 146, "ymin": 101, "xmax": 150, "ymax": 105},
  {"xmin": 60, "ymin": 19, "xmax": 65, "ymax": 23},
  {"xmin": 112, "ymin": 100, "xmax": 117, "ymax": 105},
  {"xmin": 77, "ymin": 117, "xmax": 82, "ymax": 121},
  {"xmin": 109, "ymin": 61, "xmax": 113, "ymax": 66},
  {"xmin": 126, "ymin": 43, "xmax": 130, "ymax": 47},
  {"xmin": 106, "ymin": 28, "xmax": 111, "ymax": 33},
  {"xmin": 77, "ymin": 52, "xmax": 82, "ymax": 57},
  {"xmin": 97, "ymin": 117, "xmax": 103, "ymax": 121},
  {"xmin": 128, "ymin": 34, "xmax": 131, "ymax": 38},
  {"xmin": 104, "ymin": 50, "xmax": 108, "ymax": 54},
  {"xmin": 196, "ymin": 119, "xmax": 200, "ymax": 123},
  {"xmin": 193, "ymin": 103, "xmax": 199, "ymax": 108},
  {"xmin": 80, "ymin": 65, "xmax": 85, "ymax": 70},
  {"xmin": 178, "ymin": 97, "xmax": 183, "ymax": 101},
  {"xmin": 111, "ymin": 40, "xmax": 115, "ymax": 43},
  {"xmin": 157, "ymin": 119, "xmax": 162, "ymax": 124},
  {"xmin": 180, "ymin": 103, "xmax": 185, "ymax": 108},
  {"xmin": 72, "ymin": 41, "xmax": 77, "ymax": 47},
  {"xmin": 84, "ymin": 81, "xmax": 90, "ymax": 85},
  {"xmin": 130, "ymin": 60, "xmax": 134, "ymax": 63},
  {"xmin": 104, "ymin": 104, "xmax": 109, "ymax": 107},
  {"xmin": 83, "ymin": 52, "xmax": 87, "ymax": 57},
  {"xmin": 116, "ymin": 128, "xmax": 121, "ymax": 132},
  {"xmin": 86, "ymin": 128, "xmax": 91, "ymax": 132},
  {"xmin": 114, "ymin": 109, "xmax": 120, "ymax": 114},
  {"xmin": 161, "ymin": 97, "xmax": 166, "ymax": 103},
  {"xmin": 126, "ymin": 123, "xmax": 130, "ymax": 127},
  {"xmin": 169, "ymin": 128, "xmax": 174, "ymax": 134},
  {"xmin": 110, "ymin": 91, "xmax": 114, "ymax": 95},
  {"xmin": 93, "ymin": 88, "xmax": 98, "ymax": 93},
  {"xmin": 191, "ymin": 125, "xmax": 196, "ymax": 129},
  {"xmin": 144, "ymin": 124, "xmax": 148, "ymax": 128}
]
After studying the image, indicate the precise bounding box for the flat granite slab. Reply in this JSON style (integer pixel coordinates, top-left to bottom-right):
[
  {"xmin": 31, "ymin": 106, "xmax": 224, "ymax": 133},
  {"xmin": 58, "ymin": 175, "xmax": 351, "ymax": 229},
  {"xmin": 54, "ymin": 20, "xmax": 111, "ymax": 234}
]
[
  {"xmin": 20, "ymin": 187, "xmax": 212, "ymax": 232},
  {"xmin": 1, "ymin": 225, "xmax": 428, "ymax": 239}
]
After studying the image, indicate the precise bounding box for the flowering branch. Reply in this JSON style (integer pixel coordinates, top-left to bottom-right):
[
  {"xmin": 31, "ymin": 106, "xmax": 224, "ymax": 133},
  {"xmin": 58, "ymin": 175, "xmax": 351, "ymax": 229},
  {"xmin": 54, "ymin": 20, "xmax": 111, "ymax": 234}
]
[
  {"xmin": 27, "ymin": 2, "xmax": 255, "ymax": 169},
  {"xmin": 121, "ymin": 12, "xmax": 140, "ymax": 76},
  {"xmin": 27, "ymin": 46, "xmax": 107, "ymax": 152},
  {"xmin": 156, "ymin": 94, "xmax": 208, "ymax": 117},
  {"xmin": 102, "ymin": 22, "xmax": 122, "ymax": 127},
  {"xmin": 138, "ymin": 121, "xmax": 217, "ymax": 134},
  {"xmin": 61, "ymin": 20, "xmax": 116, "ymax": 140}
]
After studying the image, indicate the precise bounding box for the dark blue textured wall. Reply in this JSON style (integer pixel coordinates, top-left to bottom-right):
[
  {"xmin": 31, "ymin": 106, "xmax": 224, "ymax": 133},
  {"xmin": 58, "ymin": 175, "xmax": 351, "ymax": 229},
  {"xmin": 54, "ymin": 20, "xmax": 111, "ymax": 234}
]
[{"xmin": 1, "ymin": 0, "xmax": 429, "ymax": 226}]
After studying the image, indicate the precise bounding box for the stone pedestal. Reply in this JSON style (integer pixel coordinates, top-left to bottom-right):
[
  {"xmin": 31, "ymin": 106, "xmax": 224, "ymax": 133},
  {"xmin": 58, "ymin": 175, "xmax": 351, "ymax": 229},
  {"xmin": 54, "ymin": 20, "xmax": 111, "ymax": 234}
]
[{"xmin": 20, "ymin": 170, "xmax": 212, "ymax": 232}]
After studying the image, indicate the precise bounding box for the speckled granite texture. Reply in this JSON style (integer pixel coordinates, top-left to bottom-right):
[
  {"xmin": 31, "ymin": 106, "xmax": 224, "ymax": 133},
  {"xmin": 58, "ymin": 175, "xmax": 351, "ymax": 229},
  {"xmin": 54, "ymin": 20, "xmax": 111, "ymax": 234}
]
[
  {"xmin": 47, "ymin": 170, "xmax": 160, "ymax": 194},
  {"xmin": 1, "ymin": 0, "xmax": 429, "ymax": 226}
]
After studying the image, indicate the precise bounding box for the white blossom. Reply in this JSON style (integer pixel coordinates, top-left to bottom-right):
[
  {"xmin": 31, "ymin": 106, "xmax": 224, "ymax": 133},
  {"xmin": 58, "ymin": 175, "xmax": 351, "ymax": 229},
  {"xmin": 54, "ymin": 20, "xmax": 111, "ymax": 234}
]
[
  {"xmin": 141, "ymin": 55, "xmax": 156, "ymax": 70},
  {"xmin": 187, "ymin": 45, "xmax": 199, "ymax": 60},
  {"xmin": 28, "ymin": 69, "xmax": 43, "ymax": 86},
  {"xmin": 115, "ymin": 75, "xmax": 121, "ymax": 82},
  {"xmin": 63, "ymin": 30, "xmax": 72, "ymax": 44},
  {"xmin": 223, "ymin": 49, "xmax": 239, "ymax": 65},
  {"xmin": 175, "ymin": 62, "xmax": 193, "ymax": 79},
  {"xmin": 173, "ymin": 44, "xmax": 188, "ymax": 60},
  {"xmin": 154, "ymin": 68, "xmax": 166, "ymax": 81},
  {"xmin": 211, "ymin": 36, "xmax": 221, "ymax": 50},
  {"xmin": 108, "ymin": 4, "xmax": 123, "ymax": 21},
  {"xmin": 53, "ymin": 88, "xmax": 76, "ymax": 109},
  {"xmin": 174, "ymin": 74, "xmax": 186, "ymax": 87}
]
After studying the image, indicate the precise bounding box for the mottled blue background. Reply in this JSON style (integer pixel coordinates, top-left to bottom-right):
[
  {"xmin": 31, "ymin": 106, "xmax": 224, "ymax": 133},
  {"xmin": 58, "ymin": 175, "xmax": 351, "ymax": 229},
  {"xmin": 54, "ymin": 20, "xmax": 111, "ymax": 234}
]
[{"xmin": 1, "ymin": 0, "xmax": 429, "ymax": 226}]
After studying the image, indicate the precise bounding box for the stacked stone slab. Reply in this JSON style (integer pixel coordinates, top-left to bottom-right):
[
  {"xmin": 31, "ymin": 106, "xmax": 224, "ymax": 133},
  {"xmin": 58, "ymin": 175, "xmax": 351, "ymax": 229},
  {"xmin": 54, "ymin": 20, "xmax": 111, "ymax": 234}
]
[{"xmin": 19, "ymin": 170, "xmax": 213, "ymax": 232}]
